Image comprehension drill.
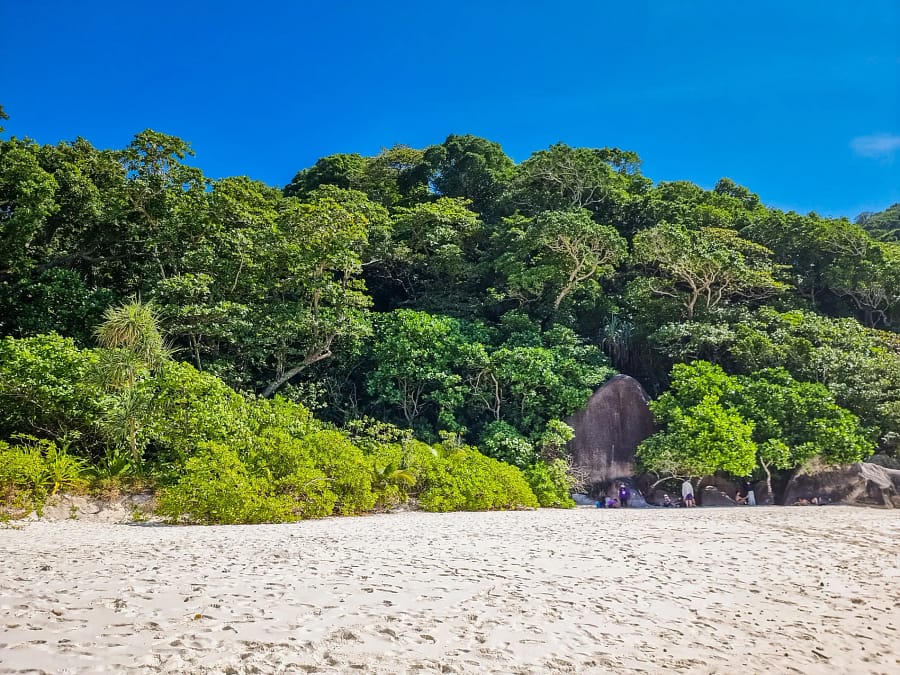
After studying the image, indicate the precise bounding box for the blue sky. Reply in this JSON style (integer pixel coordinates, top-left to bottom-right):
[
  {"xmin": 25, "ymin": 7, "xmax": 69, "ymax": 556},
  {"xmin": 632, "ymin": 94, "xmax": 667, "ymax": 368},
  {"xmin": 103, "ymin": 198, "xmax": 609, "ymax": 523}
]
[{"xmin": 2, "ymin": 0, "xmax": 898, "ymax": 218}]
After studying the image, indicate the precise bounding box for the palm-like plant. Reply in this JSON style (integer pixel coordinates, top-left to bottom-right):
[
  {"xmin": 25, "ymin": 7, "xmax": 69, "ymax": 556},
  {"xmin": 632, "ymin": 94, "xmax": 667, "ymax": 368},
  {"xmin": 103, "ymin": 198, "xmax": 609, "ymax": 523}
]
[
  {"xmin": 94, "ymin": 300, "xmax": 171, "ymax": 374},
  {"xmin": 599, "ymin": 314, "xmax": 636, "ymax": 370},
  {"xmin": 371, "ymin": 460, "xmax": 416, "ymax": 509},
  {"xmin": 92, "ymin": 299, "xmax": 171, "ymax": 462}
]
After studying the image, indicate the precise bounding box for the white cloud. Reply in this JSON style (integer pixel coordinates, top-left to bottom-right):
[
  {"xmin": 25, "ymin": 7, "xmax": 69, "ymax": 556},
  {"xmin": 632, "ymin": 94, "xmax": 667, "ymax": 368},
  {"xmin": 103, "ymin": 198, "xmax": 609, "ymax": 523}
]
[{"xmin": 851, "ymin": 133, "xmax": 900, "ymax": 159}]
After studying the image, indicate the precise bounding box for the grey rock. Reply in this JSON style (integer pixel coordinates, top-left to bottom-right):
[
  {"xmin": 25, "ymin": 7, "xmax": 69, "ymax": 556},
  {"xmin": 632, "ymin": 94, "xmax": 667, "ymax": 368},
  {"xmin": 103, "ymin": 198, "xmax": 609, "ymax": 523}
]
[
  {"xmin": 567, "ymin": 375, "xmax": 655, "ymax": 490},
  {"xmin": 697, "ymin": 485, "xmax": 737, "ymax": 507},
  {"xmin": 784, "ymin": 460, "xmax": 900, "ymax": 508}
]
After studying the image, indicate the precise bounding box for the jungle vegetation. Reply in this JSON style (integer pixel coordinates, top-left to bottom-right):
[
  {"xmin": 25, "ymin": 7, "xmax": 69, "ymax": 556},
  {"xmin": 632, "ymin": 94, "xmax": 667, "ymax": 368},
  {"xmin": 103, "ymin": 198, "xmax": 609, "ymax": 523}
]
[{"xmin": 1, "ymin": 113, "xmax": 895, "ymax": 520}]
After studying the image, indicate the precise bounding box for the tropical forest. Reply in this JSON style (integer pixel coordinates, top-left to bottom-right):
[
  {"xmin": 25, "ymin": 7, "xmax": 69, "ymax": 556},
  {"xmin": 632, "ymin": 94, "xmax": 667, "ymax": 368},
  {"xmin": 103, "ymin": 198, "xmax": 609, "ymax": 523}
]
[{"xmin": 2, "ymin": 107, "xmax": 899, "ymax": 522}]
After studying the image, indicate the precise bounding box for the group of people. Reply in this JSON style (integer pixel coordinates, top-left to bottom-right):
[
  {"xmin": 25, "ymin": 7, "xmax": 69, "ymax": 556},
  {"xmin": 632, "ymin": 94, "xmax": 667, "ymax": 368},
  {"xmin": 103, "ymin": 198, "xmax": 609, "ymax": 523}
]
[
  {"xmin": 595, "ymin": 483, "xmax": 632, "ymax": 508},
  {"xmin": 792, "ymin": 496, "xmax": 827, "ymax": 506},
  {"xmin": 596, "ymin": 478, "xmax": 759, "ymax": 508}
]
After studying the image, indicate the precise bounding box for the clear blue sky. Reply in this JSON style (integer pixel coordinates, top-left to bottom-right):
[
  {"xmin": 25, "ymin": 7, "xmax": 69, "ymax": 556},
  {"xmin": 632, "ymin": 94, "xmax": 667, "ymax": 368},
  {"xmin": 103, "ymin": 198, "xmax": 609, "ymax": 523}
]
[{"xmin": 2, "ymin": 0, "xmax": 898, "ymax": 218}]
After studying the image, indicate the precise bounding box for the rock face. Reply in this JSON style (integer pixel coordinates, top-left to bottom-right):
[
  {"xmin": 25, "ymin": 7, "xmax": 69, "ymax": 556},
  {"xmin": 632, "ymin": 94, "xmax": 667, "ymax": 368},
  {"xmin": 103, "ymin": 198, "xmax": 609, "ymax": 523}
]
[
  {"xmin": 567, "ymin": 375, "xmax": 655, "ymax": 490},
  {"xmin": 697, "ymin": 485, "xmax": 737, "ymax": 507},
  {"xmin": 698, "ymin": 475, "xmax": 739, "ymax": 499},
  {"xmin": 784, "ymin": 461, "xmax": 900, "ymax": 508}
]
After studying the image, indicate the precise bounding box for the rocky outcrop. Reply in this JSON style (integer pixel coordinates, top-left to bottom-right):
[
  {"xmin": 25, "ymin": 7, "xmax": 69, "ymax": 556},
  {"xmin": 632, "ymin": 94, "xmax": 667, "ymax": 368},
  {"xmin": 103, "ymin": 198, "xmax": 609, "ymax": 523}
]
[
  {"xmin": 567, "ymin": 375, "xmax": 655, "ymax": 490},
  {"xmin": 698, "ymin": 475, "xmax": 739, "ymax": 499},
  {"xmin": 697, "ymin": 485, "xmax": 736, "ymax": 507},
  {"xmin": 784, "ymin": 461, "xmax": 900, "ymax": 508}
]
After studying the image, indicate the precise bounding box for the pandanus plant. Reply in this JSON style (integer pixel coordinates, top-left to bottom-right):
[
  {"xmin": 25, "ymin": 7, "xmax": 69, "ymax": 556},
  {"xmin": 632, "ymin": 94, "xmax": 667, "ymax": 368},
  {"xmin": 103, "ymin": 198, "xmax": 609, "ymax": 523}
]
[{"xmin": 92, "ymin": 299, "xmax": 172, "ymax": 463}]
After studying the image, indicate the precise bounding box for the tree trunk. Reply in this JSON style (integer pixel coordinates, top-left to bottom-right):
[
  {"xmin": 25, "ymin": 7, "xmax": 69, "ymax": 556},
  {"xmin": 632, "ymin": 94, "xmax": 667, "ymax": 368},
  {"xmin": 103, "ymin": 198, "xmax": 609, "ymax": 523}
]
[
  {"xmin": 262, "ymin": 350, "xmax": 332, "ymax": 397},
  {"xmin": 128, "ymin": 417, "xmax": 139, "ymax": 462},
  {"xmin": 761, "ymin": 460, "xmax": 773, "ymax": 505}
]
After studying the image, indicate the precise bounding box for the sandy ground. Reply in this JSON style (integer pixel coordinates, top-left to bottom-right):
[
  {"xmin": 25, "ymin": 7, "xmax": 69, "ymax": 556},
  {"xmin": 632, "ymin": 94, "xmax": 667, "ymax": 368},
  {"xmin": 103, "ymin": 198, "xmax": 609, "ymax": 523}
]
[{"xmin": 1, "ymin": 507, "xmax": 898, "ymax": 674}]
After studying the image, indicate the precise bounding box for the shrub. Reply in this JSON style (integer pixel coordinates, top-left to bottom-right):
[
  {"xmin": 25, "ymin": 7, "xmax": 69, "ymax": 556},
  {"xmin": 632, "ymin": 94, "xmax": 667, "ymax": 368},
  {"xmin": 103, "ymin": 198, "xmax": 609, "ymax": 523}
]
[
  {"xmin": 0, "ymin": 438, "xmax": 87, "ymax": 515},
  {"xmin": 524, "ymin": 459, "xmax": 576, "ymax": 508},
  {"xmin": 0, "ymin": 334, "xmax": 104, "ymax": 446},
  {"xmin": 368, "ymin": 442, "xmax": 416, "ymax": 510},
  {"xmin": 478, "ymin": 421, "xmax": 537, "ymax": 468},
  {"xmin": 275, "ymin": 465, "xmax": 337, "ymax": 519},
  {"xmin": 156, "ymin": 442, "xmax": 294, "ymax": 524},
  {"xmin": 419, "ymin": 445, "xmax": 538, "ymax": 512},
  {"xmin": 294, "ymin": 430, "xmax": 376, "ymax": 515},
  {"xmin": 246, "ymin": 429, "xmax": 336, "ymax": 519},
  {"xmin": 143, "ymin": 362, "xmax": 254, "ymax": 458}
]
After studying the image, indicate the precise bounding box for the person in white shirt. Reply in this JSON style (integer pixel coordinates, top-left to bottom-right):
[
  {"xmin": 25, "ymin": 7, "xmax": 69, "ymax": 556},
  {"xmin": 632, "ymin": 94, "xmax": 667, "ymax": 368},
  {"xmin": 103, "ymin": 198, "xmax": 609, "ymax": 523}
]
[{"xmin": 682, "ymin": 478, "xmax": 696, "ymax": 507}]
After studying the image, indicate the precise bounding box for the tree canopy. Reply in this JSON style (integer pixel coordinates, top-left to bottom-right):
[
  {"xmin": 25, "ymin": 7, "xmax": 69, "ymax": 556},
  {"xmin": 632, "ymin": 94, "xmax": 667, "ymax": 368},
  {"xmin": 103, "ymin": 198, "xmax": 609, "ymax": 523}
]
[{"xmin": 0, "ymin": 120, "xmax": 894, "ymax": 522}]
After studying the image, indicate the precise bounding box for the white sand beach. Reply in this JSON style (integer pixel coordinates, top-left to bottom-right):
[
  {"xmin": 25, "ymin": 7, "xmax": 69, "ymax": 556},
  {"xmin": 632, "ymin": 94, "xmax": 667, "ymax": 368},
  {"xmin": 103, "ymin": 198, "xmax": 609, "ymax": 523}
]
[{"xmin": 1, "ymin": 506, "xmax": 898, "ymax": 674}]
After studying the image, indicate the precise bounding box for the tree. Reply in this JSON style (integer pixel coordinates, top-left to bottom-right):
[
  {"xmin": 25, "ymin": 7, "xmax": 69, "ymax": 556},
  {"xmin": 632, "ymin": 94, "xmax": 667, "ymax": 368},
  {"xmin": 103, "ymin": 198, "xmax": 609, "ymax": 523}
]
[
  {"xmin": 637, "ymin": 396, "xmax": 758, "ymax": 481},
  {"xmin": 0, "ymin": 333, "xmax": 104, "ymax": 445},
  {"xmin": 512, "ymin": 143, "xmax": 648, "ymax": 222},
  {"xmin": 729, "ymin": 368, "xmax": 874, "ymax": 496},
  {"xmin": 857, "ymin": 203, "xmax": 900, "ymax": 242},
  {"xmin": 467, "ymin": 323, "xmax": 614, "ymax": 439},
  {"xmin": 116, "ymin": 130, "xmax": 209, "ymax": 287},
  {"xmin": 361, "ymin": 145, "xmax": 430, "ymax": 207},
  {"xmin": 92, "ymin": 299, "xmax": 171, "ymax": 461},
  {"xmin": 825, "ymin": 241, "xmax": 900, "ymax": 328},
  {"xmin": 638, "ymin": 361, "xmax": 874, "ymax": 495},
  {"xmin": 743, "ymin": 210, "xmax": 871, "ymax": 305},
  {"xmin": 0, "ymin": 140, "xmax": 59, "ymax": 276},
  {"xmin": 284, "ymin": 146, "xmax": 430, "ymax": 207},
  {"xmin": 424, "ymin": 134, "xmax": 514, "ymax": 217},
  {"xmin": 283, "ymin": 153, "xmax": 369, "ymax": 198},
  {"xmin": 632, "ymin": 222, "xmax": 785, "ymax": 318},
  {"xmin": 366, "ymin": 310, "xmax": 468, "ymax": 431},
  {"xmin": 494, "ymin": 209, "xmax": 626, "ymax": 313},
  {"xmin": 258, "ymin": 198, "xmax": 371, "ymax": 396},
  {"xmin": 385, "ymin": 197, "xmax": 483, "ymax": 305}
]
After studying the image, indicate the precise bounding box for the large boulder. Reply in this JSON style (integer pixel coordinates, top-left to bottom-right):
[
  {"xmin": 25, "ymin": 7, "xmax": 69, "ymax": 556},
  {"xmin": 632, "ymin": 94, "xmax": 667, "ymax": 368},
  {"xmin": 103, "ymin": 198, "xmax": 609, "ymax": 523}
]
[
  {"xmin": 697, "ymin": 485, "xmax": 737, "ymax": 507},
  {"xmin": 784, "ymin": 461, "xmax": 900, "ymax": 508},
  {"xmin": 698, "ymin": 474, "xmax": 740, "ymax": 499},
  {"xmin": 566, "ymin": 375, "xmax": 656, "ymax": 490}
]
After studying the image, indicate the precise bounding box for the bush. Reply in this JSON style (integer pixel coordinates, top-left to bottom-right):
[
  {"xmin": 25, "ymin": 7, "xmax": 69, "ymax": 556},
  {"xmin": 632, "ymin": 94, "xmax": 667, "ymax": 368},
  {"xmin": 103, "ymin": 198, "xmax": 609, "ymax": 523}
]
[
  {"xmin": 478, "ymin": 421, "xmax": 537, "ymax": 468},
  {"xmin": 368, "ymin": 442, "xmax": 416, "ymax": 510},
  {"xmin": 143, "ymin": 362, "xmax": 255, "ymax": 460},
  {"xmin": 0, "ymin": 438, "xmax": 87, "ymax": 515},
  {"xmin": 419, "ymin": 445, "xmax": 538, "ymax": 512},
  {"xmin": 294, "ymin": 430, "xmax": 376, "ymax": 515},
  {"xmin": 524, "ymin": 459, "xmax": 576, "ymax": 508},
  {"xmin": 0, "ymin": 334, "xmax": 104, "ymax": 446},
  {"xmin": 156, "ymin": 442, "xmax": 294, "ymax": 524},
  {"xmin": 275, "ymin": 465, "xmax": 337, "ymax": 519},
  {"xmin": 246, "ymin": 429, "xmax": 336, "ymax": 519}
]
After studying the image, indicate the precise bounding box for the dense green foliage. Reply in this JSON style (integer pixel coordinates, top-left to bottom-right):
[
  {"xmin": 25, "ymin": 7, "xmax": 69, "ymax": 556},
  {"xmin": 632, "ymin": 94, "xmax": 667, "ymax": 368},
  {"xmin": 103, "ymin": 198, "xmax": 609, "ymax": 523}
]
[
  {"xmin": 1, "ymin": 115, "xmax": 896, "ymax": 519},
  {"xmin": 637, "ymin": 361, "xmax": 874, "ymax": 495}
]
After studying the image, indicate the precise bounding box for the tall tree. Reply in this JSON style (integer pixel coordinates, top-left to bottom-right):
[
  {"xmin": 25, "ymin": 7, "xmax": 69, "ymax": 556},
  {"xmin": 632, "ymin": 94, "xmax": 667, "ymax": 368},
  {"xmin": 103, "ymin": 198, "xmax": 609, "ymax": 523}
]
[
  {"xmin": 632, "ymin": 222, "xmax": 785, "ymax": 318},
  {"xmin": 258, "ymin": 198, "xmax": 371, "ymax": 397},
  {"xmin": 494, "ymin": 208, "xmax": 627, "ymax": 313},
  {"xmin": 512, "ymin": 143, "xmax": 648, "ymax": 223},
  {"xmin": 424, "ymin": 134, "xmax": 514, "ymax": 217},
  {"xmin": 0, "ymin": 140, "xmax": 59, "ymax": 276}
]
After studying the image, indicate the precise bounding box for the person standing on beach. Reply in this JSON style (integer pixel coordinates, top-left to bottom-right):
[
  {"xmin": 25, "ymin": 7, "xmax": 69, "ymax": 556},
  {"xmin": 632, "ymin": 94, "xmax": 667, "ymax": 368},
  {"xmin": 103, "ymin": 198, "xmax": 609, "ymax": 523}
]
[
  {"xmin": 742, "ymin": 478, "xmax": 757, "ymax": 506},
  {"xmin": 618, "ymin": 483, "xmax": 630, "ymax": 508},
  {"xmin": 682, "ymin": 478, "xmax": 696, "ymax": 507}
]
